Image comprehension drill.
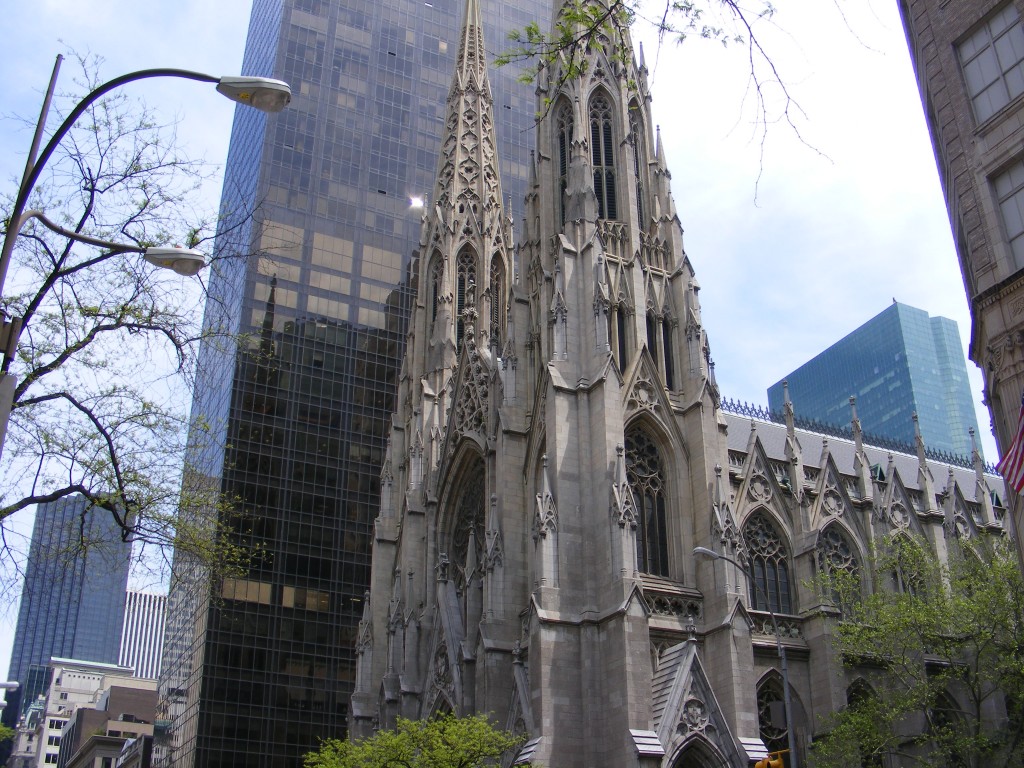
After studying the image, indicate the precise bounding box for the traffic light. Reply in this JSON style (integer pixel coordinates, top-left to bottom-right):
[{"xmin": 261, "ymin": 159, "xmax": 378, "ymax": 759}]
[{"xmin": 754, "ymin": 751, "xmax": 786, "ymax": 768}]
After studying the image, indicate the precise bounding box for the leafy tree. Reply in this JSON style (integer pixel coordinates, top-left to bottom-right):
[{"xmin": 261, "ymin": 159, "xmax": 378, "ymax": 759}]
[
  {"xmin": 811, "ymin": 536, "xmax": 1024, "ymax": 768},
  {"xmin": 0, "ymin": 52, "xmax": 257, "ymax": 591},
  {"xmin": 303, "ymin": 714, "xmax": 526, "ymax": 768},
  {"xmin": 0, "ymin": 723, "xmax": 14, "ymax": 743}
]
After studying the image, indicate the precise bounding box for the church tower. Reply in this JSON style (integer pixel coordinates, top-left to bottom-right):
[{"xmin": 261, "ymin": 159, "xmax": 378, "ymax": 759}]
[{"xmin": 353, "ymin": 0, "xmax": 767, "ymax": 764}]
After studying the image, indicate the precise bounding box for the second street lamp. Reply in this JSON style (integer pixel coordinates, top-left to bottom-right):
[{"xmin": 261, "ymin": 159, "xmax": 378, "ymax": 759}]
[
  {"xmin": 693, "ymin": 546, "xmax": 800, "ymax": 768},
  {"xmin": 0, "ymin": 55, "xmax": 292, "ymax": 461}
]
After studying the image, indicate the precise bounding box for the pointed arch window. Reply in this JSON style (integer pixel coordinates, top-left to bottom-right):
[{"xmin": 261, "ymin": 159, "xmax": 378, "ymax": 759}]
[
  {"xmin": 646, "ymin": 311, "xmax": 658, "ymax": 368},
  {"xmin": 846, "ymin": 681, "xmax": 883, "ymax": 768},
  {"xmin": 817, "ymin": 525, "xmax": 860, "ymax": 613},
  {"xmin": 489, "ymin": 256, "xmax": 505, "ymax": 346},
  {"xmin": 590, "ymin": 93, "xmax": 617, "ymax": 220},
  {"xmin": 451, "ymin": 455, "xmax": 486, "ymax": 594},
  {"xmin": 624, "ymin": 427, "xmax": 669, "ymax": 576},
  {"xmin": 929, "ymin": 690, "xmax": 968, "ymax": 768},
  {"xmin": 890, "ymin": 535, "xmax": 925, "ymax": 596},
  {"xmin": 556, "ymin": 102, "xmax": 574, "ymax": 227},
  {"xmin": 630, "ymin": 109, "xmax": 645, "ymax": 227},
  {"xmin": 661, "ymin": 318, "xmax": 675, "ymax": 390},
  {"xmin": 756, "ymin": 680, "xmax": 789, "ymax": 761},
  {"xmin": 744, "ymin": 513, "xmax": 793, "ymax": 614},
  {"xmin": 456, "ymin": 248, "xmax": 476, "ymax": 348},
  {"xmin": 429, "ymin": 252, "xmax": 443, "ymax": 328},
  {"xmin": 611, "ymin": 298, "xmax": 630, "ymax": 371}
]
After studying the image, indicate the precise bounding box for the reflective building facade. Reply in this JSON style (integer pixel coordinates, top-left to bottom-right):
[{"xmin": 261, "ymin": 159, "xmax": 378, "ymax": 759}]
[
  {"xmin": 767, "ymin": 302, "xmax": 982, "ymax": 459},
  {"xmin": 3, "ymin": 496, "xmax": 131, "ymax": 727},
  {"xmin": 156, "ymin": 0, "xmax": 548, "ymax": 766}
]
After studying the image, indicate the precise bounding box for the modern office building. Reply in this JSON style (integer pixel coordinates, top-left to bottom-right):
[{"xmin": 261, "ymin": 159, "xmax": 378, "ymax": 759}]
[
  {"xmin": 767, "ymin": 302, "xmax": 982, "ymax": 459},
  {"xmin": 119, "ymin": 592, "xmax": 167, "ymax": 681},
  {"xmin": 156, "ymin": 0, "xmax": 549, "ymax": 766},
  {"xmin": 898, "ymin": 1, "xmax": 1024, "ymax": 540},
  {"xmin": 3, "ymin": 496, "xmax": 131, "ymax": 730}
]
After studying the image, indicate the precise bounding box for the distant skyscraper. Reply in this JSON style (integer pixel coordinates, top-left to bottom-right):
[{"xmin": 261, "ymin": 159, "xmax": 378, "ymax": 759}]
[
  {"xmin": 156, "ymin": 0, "xmax": 548, "ymax": 766},
  {"xmin": 119, "ymin": 592, "xmax": 167, "ymax": 680},
  {"xmin": 3, "ymin": 496, "xmax": 131, "ymax": 728},
  {"xmin": 767, "ymin": 302, "xmax": 981, "ymax": 458}
]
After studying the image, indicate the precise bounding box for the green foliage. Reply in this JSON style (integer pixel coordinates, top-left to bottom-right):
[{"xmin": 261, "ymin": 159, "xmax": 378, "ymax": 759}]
[
  {"xmin": 304, "ymin": 714, "xmax": 525, "ymax": 768},
  {"xmin": 811, "ymin": 536, "xmax": 1024, "ymax": 768},
  {"xmin": 0, "ymin": 723, "xmax": 14, "ymax": 744}
]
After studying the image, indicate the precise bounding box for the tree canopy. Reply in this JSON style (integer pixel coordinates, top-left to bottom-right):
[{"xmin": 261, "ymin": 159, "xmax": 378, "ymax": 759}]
[
  {"xmin": 303, "ymin": 714, "xmax": 525, "ymax": 768},
  {"xmin": 811, "ymin": 536, "xmax": 1024, "ymax": 768}
]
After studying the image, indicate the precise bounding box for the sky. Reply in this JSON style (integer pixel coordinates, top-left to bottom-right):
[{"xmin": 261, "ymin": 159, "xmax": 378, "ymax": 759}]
[{"xmin": 0, "ymin": 0, "xmax": 996, "ymax": 687}]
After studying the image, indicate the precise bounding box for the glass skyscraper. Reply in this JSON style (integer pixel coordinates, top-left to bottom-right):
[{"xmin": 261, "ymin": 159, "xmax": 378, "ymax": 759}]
[
  {"xmin": 767, "ymin": 302, "xmax": 982, "ymax": 459},
  {"xmin": 3, "ymin": 496, "xmax": 131, "ymax": 727},
  {"xmin": 156, "ymin": 1, "xmax": 548, "ymax": 767}
]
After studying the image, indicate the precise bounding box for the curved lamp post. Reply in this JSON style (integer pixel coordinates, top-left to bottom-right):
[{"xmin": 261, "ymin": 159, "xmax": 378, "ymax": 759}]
[
  {"xmin": 693, "ymin": 546, "xmax": 799, "ymax": 768},
  {"xmin": 0, "ymin": 57, "xmax": 292, "ymax": 458}
]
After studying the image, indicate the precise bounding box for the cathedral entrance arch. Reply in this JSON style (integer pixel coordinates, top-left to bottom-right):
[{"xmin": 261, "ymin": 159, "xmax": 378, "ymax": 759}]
[{"xmin": 669, "ymin": 737, "xmax": 729, "ymax": 768}]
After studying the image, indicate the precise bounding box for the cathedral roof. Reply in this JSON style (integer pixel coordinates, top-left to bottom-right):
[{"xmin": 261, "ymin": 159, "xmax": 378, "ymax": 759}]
[{"xmin": 723, "ymin": 412, "xmax": 1002, "ymax": 496}]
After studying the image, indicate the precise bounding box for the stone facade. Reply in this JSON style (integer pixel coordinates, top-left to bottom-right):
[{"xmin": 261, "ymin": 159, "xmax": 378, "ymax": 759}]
[
  {"xmin": 352, "ymin": 1, "xmax": 1009, "ymax": 765},
  {"xmin": 898, "ymin": 0, "xmax": 1024, "ymax": 555}
]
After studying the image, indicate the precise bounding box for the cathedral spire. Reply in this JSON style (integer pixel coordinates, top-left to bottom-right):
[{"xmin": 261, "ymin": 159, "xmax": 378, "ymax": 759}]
[
  {"xmin": 432, "ymin": 0, "xmax": 503, "ymax": 216},
  {"xmin": 455, "ymin": 0, "xmax": 487, "ymax": 86}
]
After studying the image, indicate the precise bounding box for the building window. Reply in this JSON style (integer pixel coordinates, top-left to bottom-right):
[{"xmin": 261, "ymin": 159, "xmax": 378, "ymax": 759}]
[
  {"xmin": 890, "ymin": 536, "xmax": 925, "ymax": 596},
  {"xmin": 817, "ymin": 525, "xmax": 860, "ymax": 613},
  {"xmin": 994, "ymin": 158, "xmax": 1024, "ymax": 268},
  {"xmin": 630, "ymin": 109, "xmax": 645, "ymax": 227},
  {"xmin": 556, "ymin": 102, "xmax": 573, "ymax": 227},
  {"xmin": 429, "ymin": 252, "xmax": 443, "ymax": 327},
  {"xmin": 589, "ymin": 93, "xmax": 617, "ymax": 220},
  {"xmin": 959, "ymin": 3, "xmax": 1024, "ymax": 123},
  {"xmin": 744, "ymin": 512, "xmax": 793, "ymax": 614},
  {"xmin": 624, "ymin": 426, "xmax": 669, "ymax": 576},
  {"xmin": 451, "ymin": 456, "xmax": 486, "ymax": 592},
  {"xmin": 44, "ymin": 754, "xmax": 59, "ymax": 764},
  {"xmin": 757, "ymin": 681, "xmax": 789, "ymax": 761},
  {"xmin": 661, "ymin": 320, "xmax": 675, "ymax": 390}
]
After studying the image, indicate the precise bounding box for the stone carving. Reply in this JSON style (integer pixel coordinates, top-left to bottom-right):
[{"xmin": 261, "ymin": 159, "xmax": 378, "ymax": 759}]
[
  {"xmin": 611, "ymin": 444, "xmax": 638, "ymax": 529},
  {"xmin": 748, "ymin": 472, "xmax": 772, "ymax": 503},
  {"xmin": 534, "ymin": 490, "xmax": 557, "ymax": 539},
  {"xmin": 889, "ymin": 501, "xmax": 911, "ymax": 529},
  {"xmin": 821, "ymin": 488, "xmax": 844, "ymax": 517},
  {"xmin": 644, "ymin": 591, "xmax": 703, "ymax": 620},
  {"xmin": 451, "ymin": 343, "xmax": 489, "ymax": 446},
  {"xmin": 626, "ymin": 370, "xmax": 659, "ymax": 415},
  {"xmin": 679, "ymin": 697, "xmax": 711, "ymax": 734}
]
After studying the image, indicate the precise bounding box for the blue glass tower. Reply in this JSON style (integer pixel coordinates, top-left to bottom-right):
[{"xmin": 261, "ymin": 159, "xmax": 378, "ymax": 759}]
[
  {"xmin": 157, "ymin": 0, "xmax": 549, "ymax": 766},
  {"xmin": 3, "ymin": 496, "xmax": 130, "ymax": 725},
  {"xmin": 767, "ymin": 302, "xmax": 982, "ymax": 459}
]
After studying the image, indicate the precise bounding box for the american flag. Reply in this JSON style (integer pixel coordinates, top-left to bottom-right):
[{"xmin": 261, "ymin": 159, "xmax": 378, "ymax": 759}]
[{"xmin": 999, "ymin": 390, "xmax": 1024, "ymax": 493}]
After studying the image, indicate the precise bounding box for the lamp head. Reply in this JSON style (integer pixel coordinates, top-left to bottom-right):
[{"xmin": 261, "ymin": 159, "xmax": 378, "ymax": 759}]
[
  {"xmin": 216, "ymin": 76, "xmax": 292, "ymax": 112},
  {"xmin": 693, "ymin": 546, "xmax": 721, "ymax": 561},
  {"xmin": 144, "ymin": 247, "xmax": 206, "ymax": 276}
]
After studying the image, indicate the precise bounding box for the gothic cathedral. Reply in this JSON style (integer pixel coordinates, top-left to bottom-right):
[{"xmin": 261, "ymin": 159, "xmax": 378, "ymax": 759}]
[{"xmin": 349, "ymin": 0, "xmax": 1004, "ymax": 765}]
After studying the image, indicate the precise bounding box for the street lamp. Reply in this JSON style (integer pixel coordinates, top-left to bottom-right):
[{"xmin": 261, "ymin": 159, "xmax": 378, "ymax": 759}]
[
  {"xmin": 0, "ymin": 56, "xmax": 292, "ymax": 459},
  {"xmin": 693, "ymin": 546, "xmax": 799, "ymax": 768}
]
